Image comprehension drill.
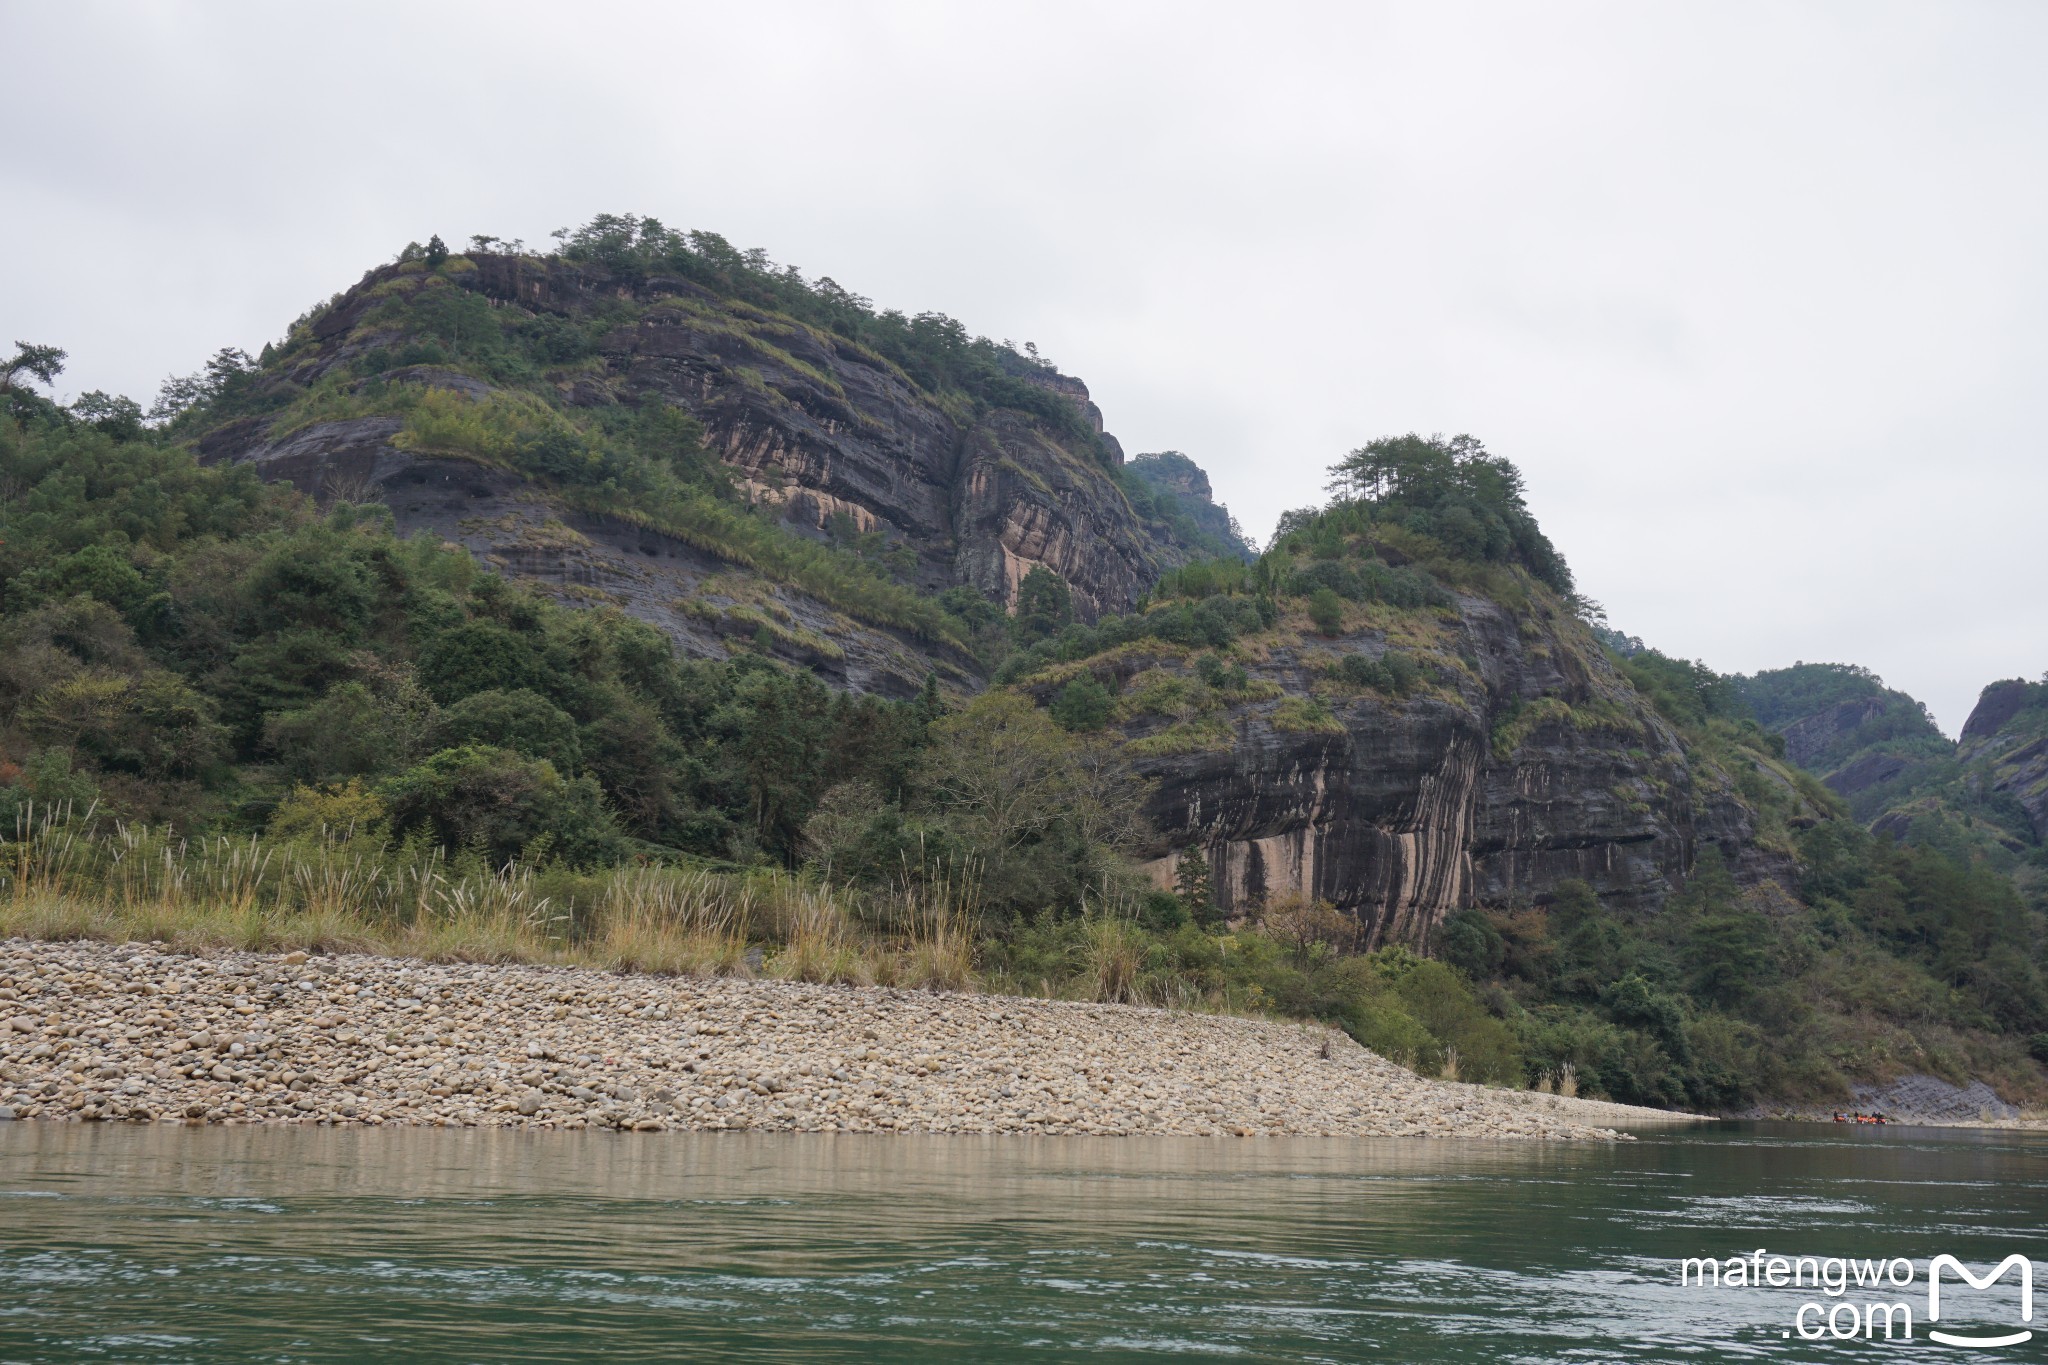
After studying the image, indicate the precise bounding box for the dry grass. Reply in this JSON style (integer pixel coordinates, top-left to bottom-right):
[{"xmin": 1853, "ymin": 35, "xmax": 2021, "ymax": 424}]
[
  {"xmin": 0, "ymin": 802, "xmax": 1040, "ymax": 1002},
  {"xmin": 1082, "ymin": 912, "xmax": 1147, "ymax": 1005},
  {"xmin": 0, "ymin": 808, "xmax": 1319, "ymax": 1024},
  {"xmin": 0, "ymin": 803, "xmax": 990, "ymax": 991}
]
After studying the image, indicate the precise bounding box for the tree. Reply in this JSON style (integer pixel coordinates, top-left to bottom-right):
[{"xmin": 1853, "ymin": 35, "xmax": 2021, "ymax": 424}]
[
  {"xmin": 1318, "ymin": 432, "xmax": 1573, "ymax": 593},
  {"xmin": 916, "ymin": 691, "xmax": 1143, "ymax": 917},
  {"xmin": 70, "ymin": 391, "xmax": 144, "ymax": 439},
  {"xmin": 1548, "ymin": 879, "xmax": 1626, "ymax": 999},
  {"xmin": 424, "ymin": 234, "xmax": 449, "ymax": 268},
  {"xmin": 1671, "ymin": 849, "xmax": 1777, "ymax": 1007},
  {"xmin": 1175, "ymin": 846, "xmax": 1219, "ymax": 927},
  {"xmin": 378, "ymin": 744, "xmax": 621, "ymax": 865},
  {"xmin": 416, "ymin": 621, "xmax": 546, "ymax": 703},
  {"xmin": 1307, "ymin": 586, "xmax": 1345, "ymax": 636},
  {"xmin": 433, "ymin": 688, "xmax": 581, "ymax": 773},
  {"xmin": 148, "ymin": 347, "xmax": 256, "ymax": 425},
  {"xmin": 1013, "ymin": 566, "xmax": 1072, "ymax": 645},
  {"xmin": 1050, "ymin": 675, "xmax": 1112, "ymax": 732},
  {"xmin": 1438, "ymin": 906, "xmax": 1505, "ymax": 979},
  {"xmin": 2, "ymin": 341, "xmax": 66, "ymax": 391}
]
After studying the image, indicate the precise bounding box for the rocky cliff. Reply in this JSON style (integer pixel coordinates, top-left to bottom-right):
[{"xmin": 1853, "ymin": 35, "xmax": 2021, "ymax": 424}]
[
  {"xmin": 1735, "ymin": 663, "xmax": 1951, "ymax": 820},
  {"xmin": 1959, "ymin": 678, "xmax": 2048, "ymax": 843},
  {"xmin": 193, "ymin": 248, "xmax": 1226, "ymax": 694},
  {"xmin": 1740, "ymin": 664, "xmax": 2048, "ymax": 856},
  {"xmin": 1026, "ymin": 579, "xmax": 1802, "ymax": 950}
]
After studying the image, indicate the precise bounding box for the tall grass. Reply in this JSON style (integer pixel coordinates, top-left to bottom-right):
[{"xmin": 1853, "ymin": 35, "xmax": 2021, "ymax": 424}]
[
  {"xmin": 0, "ymin": 808, "xmax": 1396, "ymax": 1033},
  {"xmin": 0, "ymin": 803, "xmax": 983, "ymax": 986}
]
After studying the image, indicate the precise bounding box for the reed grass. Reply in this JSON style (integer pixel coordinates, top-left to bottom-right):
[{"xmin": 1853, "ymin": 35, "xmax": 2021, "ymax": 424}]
[{"xmin": 0, "ymin": 803, "xmax": 1006, "ymax": 995}]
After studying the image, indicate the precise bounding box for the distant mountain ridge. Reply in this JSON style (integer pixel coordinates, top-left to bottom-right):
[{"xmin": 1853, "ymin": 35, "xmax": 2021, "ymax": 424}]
[
  {"xmin": 1735, "ymin": 663, "xmax": 1952, "ymax": 820},
  {"xmin": 1738, "ymin": 662, "xmax": 2048, "ymax": 859}
]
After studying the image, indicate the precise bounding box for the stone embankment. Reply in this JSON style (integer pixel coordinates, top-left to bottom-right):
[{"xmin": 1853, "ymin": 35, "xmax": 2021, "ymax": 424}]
[{"xmin": 0, "ymin": 939, "xmax": 1673, "ymax": 1140}]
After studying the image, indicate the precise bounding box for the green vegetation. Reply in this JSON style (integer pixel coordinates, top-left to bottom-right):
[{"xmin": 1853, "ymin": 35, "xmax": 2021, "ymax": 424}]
[
  {"xmin": 167, "ymin": 273, "xmax": 970, "ymax": 647},
  {"xmin": 12, "ymin": 296, "xmax": 2046, "ymax": 1113},
  {"xmin": 133, "ymin": 213, "xmax": 1252, "ymax": 655},
  {"xmin": 1119, "ymin": 451, "xmax": 1253, "ymax": 562},
  {"xmin": 1003, "ymin": 432, "xmax": 2048, "ymax": 1109},
  {"xmin": 1735, "ymin": 662, "xmax": 1960, "ymax": 820},
  {"xmin": 1440, "ymin": 819, "xmax": 2047, "ymax": 1110},
  {"xmin": 1430, "ymin": 639, "xmax": 2048, "ymax": 1111},
  {"xmin": 545, "ymin": 214, "xmax": 1111, "ymax": 453},
  {"xmin": 0, "ymin": 385, "xmax": 1509, "ymax": 1061},
  {"xmin": 1320, "ymin": 431, "xmax": 1574, "ymax": 594}
]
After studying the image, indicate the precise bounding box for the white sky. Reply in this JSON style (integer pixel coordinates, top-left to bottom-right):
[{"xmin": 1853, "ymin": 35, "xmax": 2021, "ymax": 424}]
[{"xmin": 5, "ymin": 0, "xmax": 2044, "ymax": 734}]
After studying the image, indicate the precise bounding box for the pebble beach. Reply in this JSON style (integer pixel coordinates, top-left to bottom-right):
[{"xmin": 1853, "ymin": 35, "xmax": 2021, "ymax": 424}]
[{"xmin": 0, "ymin": 938, "xmax": 1676, "ymax": 1140}]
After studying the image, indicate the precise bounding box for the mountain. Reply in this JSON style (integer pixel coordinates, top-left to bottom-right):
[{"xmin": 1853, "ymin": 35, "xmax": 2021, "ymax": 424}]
[
  {"xmin": 3, "ymin": 219, "xmax": 2042, "ymax": 1113},
  {"xmin": 188, "ymin": 220, "xmax": 1241, "ymax": 697},
  {"xmin": 173, "ymin": 230, "xmax": 1805, "ymax": 946},
  {"xmin": 1734, "ymin": 664, "xmax": 1953, "ymax": 821},
  {"xmin": 1959, "ymin": 678, "xmax": 2048, "ymax": 846},
  {"xmin": 1739, "ymin": 663, "xmax": 2048, "ymax": 862},
  {"xmin": 1020, "ymin": 537, "xmax": 1805, "ymax": 948}
]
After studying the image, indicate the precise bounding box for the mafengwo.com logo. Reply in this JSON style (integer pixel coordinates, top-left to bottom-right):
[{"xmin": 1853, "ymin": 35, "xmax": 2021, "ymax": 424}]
[{"xmin": 1678, "ymin": 1250, "xmax": 2034, "ymax": 1346}]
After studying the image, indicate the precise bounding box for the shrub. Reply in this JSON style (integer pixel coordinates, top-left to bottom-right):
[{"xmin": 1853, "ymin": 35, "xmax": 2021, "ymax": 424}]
[
  {"xmin": 1049, "ymin": 675, "xmax": 1112, "ymax": 732},
  {"xmin": 378, "ymin": 745, "xmax": 622, "ymax": 866},
  {"xmin": 1334, "ymin": 651, "xmax": 1419, "ymax": 695},
  {"xmin": 1270, "ymin": 696, "xmax": 1344, "ymax": 734},
  {"xmin": 1438, "ymin": 907, "xmax": 1505, "ymax": 980},
  {"xmin": 268, "ymin": 778, "xmax": 390, "ymax": 843},
  {"xmin": 433, "ymin": 688, "xmax": 582, "ymax": 772},
  {"xmin": 416, "ymin": 621, "xmax": 547, "ymax": 703},
  {"xmin": 1307, "ymin": 586, "xmax": 1344, "ymax": 636},
  {"xmin": 264, "ymin": 681, "xmax": 412, "ymax": 780}
]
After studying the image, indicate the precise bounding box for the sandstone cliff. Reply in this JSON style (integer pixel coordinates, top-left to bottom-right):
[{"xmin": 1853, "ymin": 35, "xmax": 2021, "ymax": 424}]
[
  {"xmin": 195, "ymin": 250, "xmax": 1224, "ymax": 694},
  {"xmin": 1959, "ymin": 678, "xmax": 2048, "ymax": 843},
  {"xmin": 1025, "ymin": 583, "xmax": 1803, "ymax": 950}
]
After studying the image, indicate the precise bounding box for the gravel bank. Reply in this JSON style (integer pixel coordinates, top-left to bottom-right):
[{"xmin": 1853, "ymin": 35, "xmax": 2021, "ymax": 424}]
[{"xmin": 0, "ymin": 939, "xmax": 1668, "ymax": 1140}]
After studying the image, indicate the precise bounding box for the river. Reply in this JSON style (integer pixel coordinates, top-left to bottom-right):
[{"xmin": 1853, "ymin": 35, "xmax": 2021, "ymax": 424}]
[{"xmin": 1, "ymin": 1121, "xmax": 2041, "ymax": 1361}]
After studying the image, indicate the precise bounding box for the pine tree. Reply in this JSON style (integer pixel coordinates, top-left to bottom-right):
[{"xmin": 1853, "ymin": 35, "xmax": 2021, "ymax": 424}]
[
  {"xmin": 425, "ymin": 234, "xmax": 449, "ymax": 268},
  {"xmin": 1013, "ymin": 566, "xmax": 1072, "ymax": 645},
  {"xmin": 1176, "ymin": 847, "xmax": 1218, "ymax": 927}
]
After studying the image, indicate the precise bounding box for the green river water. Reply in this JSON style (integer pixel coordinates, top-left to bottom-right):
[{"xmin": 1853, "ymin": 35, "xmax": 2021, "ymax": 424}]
[{"xmin": 0, "ymin": 1120, "xmax": 2041, "ymax": 1362}]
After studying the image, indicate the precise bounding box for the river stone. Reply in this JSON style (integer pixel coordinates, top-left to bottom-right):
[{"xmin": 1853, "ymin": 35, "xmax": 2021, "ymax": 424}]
[{"xmin": 0, "ymin": 938, "xmax": 1646, "ymax": 1143}]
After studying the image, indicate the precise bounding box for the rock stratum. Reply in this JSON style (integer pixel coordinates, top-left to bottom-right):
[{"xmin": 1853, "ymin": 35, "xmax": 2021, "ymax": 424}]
[{"xmin": 1084, "ymin": 596, "xmax": 1800, "ymax": 948}]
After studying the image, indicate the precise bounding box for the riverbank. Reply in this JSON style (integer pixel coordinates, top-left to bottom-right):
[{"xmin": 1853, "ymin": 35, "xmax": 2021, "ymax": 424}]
[
  {"xmin": 1741, "ymin": 1072, "xmax": 2048, "ymax": 1130},
  {"xmin": 0, "ymin": 938, "xmax": 1680, "ymax": 1139}
]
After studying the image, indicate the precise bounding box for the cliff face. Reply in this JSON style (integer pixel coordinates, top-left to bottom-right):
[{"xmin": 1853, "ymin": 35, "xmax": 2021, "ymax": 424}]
[
  {"xmin": 1074, "ymin": 595, "xmax": 1794, "ymax": 950},
  {"xmin": 1959, "ymin": 679, "xmax": 2048, "ymax": 842},
  {"xmin": 196, "ymin": 254, "xmax": 1211, "ymax": 693}
]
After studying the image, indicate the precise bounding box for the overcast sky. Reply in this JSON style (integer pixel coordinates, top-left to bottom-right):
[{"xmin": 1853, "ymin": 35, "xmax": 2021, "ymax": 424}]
[{"xmin": 6, "ymin": 1, "xmax": 2043, "ymax": 733}]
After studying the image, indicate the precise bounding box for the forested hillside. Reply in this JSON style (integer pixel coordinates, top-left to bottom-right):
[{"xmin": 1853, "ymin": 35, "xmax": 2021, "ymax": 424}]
[{"xmin": 2, "ymin": 220, "xmax": 2042, "ymax": 1112}]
